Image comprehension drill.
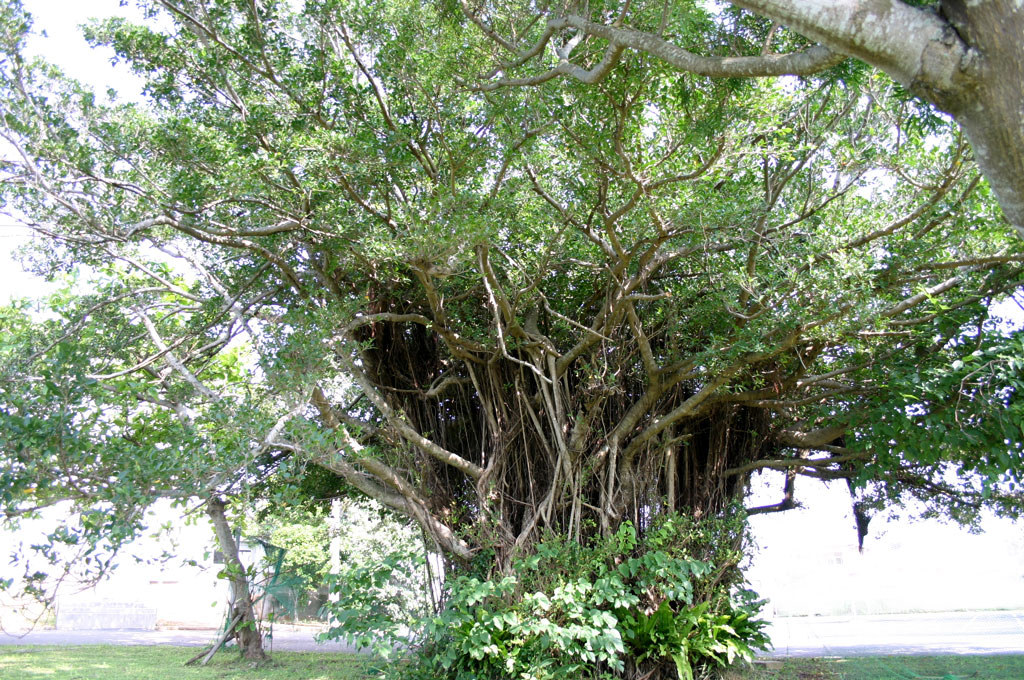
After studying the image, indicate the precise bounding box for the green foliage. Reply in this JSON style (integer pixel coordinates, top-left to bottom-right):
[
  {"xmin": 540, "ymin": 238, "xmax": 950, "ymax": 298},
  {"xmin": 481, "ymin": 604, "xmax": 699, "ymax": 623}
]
[
  {"xmin": 320, "ymin": 548, "xmax": 427, "ymax": 660},
  {"xmin": 617, "ymin": 594, "xmax": 770, "ymax": 680},
  {"xmin": 853, "ymin": 328, "xmax": 1024, "ymax": 523},
  {"xmin": 314, "ymin": 499, "xmax": 431, "ymax": 658},
  {"xmin": 384, "ymin": 513, "xmax": 768, "ymax": 680},
  {"xmin": 0, "ymin": 271, "xmax": 281, "ymax": 599},
  {"xmin": 248, "ymin": 509, "xmax": 332, "ymax": 599}
]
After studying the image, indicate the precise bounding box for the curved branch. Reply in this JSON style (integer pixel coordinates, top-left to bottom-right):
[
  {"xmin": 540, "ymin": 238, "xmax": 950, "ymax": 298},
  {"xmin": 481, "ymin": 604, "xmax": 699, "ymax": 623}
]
[
  {"xmin": 548, "ymin": 15, "xmax": 846, "ymax": 77},
  {"xmin": 475, "ymin": 42, "xmax": 625, "ymax": 91},
  {"xmin": 345, "ymin": 312, "xmax": 433, "ymax": 332},
  {"xmin": 308, "ymin": 389, "xmax": 474, "ymax": 559},
  {"xmin": 775, "ymin": 425, "xmax": 847, "ymax": 448},
  {"xmin": 726, "ymin": 450, "xmax": 869, "ymax": 477},
  {"xmin": 730, "ymin": 0, "xmax": 973, "ymax": 95}
]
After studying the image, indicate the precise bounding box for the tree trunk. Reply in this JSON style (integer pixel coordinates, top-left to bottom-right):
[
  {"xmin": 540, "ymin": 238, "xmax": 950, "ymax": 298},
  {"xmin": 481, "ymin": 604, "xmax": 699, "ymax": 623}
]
[
  {"xmin": 207, "ymin": 497, "xmax": 267, "ymax": 662},
  {"xmin": 941, "ymin": 2, "xmax": 1024, "ymax": 238}
]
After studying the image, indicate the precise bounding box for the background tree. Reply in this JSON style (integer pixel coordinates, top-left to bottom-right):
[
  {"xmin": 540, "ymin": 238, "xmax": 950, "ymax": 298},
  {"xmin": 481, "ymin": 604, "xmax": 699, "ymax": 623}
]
[
  {"xmin": 0, "ymin": 272, "xmax": 282, "ymax": 659},
  {"xmin": 205, "ymin": 497, "xmax": 266, "ymax": 662},
  {"xmin": 246, "ymin": 496, "xmax": 430, "ymax": 621},
  {"xmin": 1, "ymin": 0, "xmax": 1022, "ymax": 674}
]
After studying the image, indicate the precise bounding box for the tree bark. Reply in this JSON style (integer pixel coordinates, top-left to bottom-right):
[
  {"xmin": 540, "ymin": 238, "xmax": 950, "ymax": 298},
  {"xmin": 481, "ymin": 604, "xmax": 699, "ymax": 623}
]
[
  {"xmin": 940, "ymin": 1, "xmax": 1024, "ymax": 239},
  {"xmin": 207, "ymin": 497, "xmax": 267, "ymax": 662}
]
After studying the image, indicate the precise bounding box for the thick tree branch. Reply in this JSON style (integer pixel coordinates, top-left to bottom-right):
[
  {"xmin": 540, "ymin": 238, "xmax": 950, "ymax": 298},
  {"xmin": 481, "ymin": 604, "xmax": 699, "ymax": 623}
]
[
  {"xmin": 726, "ymin": 450, "xmax": 869, "ymax": 477},
  {"xmin": 730, "ymin": 0, "xmax": 975, "ymax": 96},
  {"xmin": 775, "ymin": 425, "xmax": 847, "ymax": 449},
  {"xmin": 308, "ymin": 389, "xmax": 474, "ymax": 560},
  {"xmin": 549, "ymin": 14, "xmax": 845, "ymax": 77}
]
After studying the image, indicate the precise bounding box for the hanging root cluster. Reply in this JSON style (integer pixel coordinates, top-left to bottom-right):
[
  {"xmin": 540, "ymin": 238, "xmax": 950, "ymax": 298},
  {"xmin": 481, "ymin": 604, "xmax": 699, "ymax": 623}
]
[{"xmin": 345, "ymin": 273, "xmax": 780, "ymax": 574}]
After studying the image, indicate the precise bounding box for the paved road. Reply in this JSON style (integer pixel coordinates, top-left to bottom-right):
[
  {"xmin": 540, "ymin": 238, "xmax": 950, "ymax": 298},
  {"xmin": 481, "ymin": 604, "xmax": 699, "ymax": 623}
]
[
  {"xmin": 764, "ymin": 609, "xmax": 1024, "ymax": 656},
  {"xmin": 2, "ymin": 610, "xmax": 1023, "ymax": 657}
]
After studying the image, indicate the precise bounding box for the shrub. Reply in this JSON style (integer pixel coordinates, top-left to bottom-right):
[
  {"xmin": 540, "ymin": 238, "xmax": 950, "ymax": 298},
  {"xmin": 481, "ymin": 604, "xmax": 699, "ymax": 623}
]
[{"xmin": 327, "ymin": 512, "xmax": 770, "ymax": 679}]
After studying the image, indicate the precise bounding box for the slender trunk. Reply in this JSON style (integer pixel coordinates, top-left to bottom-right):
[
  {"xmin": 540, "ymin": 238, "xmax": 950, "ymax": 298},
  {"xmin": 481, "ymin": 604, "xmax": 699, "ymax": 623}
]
[
  {"xmin": 207, "ymin": 497, "xmax": 267, "ymax": 662},
  {"xmin": 328, "ymin": 497, "xmax": 342, "ymax": 605}
]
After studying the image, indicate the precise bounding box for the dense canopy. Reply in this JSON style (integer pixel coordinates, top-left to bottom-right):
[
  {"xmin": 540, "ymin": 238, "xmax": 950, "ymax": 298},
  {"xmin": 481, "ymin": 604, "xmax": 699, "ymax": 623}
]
[{"xmin": 1, "ymin": 0, "xmax": 1022, "ymax": 608}]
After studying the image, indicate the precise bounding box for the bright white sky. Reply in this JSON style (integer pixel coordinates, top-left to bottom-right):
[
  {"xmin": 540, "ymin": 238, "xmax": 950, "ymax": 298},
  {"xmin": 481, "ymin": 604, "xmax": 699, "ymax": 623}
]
[
  {"xmin": 3, "ymin": 0, "xmax": 1022, "ymax": 616},
  {"xmin": 0, "ymin": 1, "xmax": 148, "ymax": 300}
]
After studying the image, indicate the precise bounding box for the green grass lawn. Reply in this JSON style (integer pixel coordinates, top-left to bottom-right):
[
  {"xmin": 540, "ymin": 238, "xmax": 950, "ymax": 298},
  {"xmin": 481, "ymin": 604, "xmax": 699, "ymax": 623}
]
[
  {"xmin": 3, "ymin": 647, "xmax": 1023, "ymax": 680},
  {"xmin": 0, "ymin": 645, "xmax": 379, "ymax": 680},
  {"xmin": 744, "ymin": 654, "xmax": 1024, "ymax": 679}
]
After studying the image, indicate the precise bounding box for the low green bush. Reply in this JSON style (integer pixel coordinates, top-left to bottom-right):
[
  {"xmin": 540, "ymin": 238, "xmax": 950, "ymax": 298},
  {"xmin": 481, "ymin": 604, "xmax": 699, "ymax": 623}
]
[{"xmin": 326, "ymin": 512, "xmax": 770, "ymax": 680}]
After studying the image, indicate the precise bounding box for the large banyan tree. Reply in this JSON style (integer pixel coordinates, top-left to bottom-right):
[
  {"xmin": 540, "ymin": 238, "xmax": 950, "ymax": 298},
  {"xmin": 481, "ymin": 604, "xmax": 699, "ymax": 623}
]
[{"xmin": 1, "ymin": 0, "xmax": 1023, "ymax": 587}]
